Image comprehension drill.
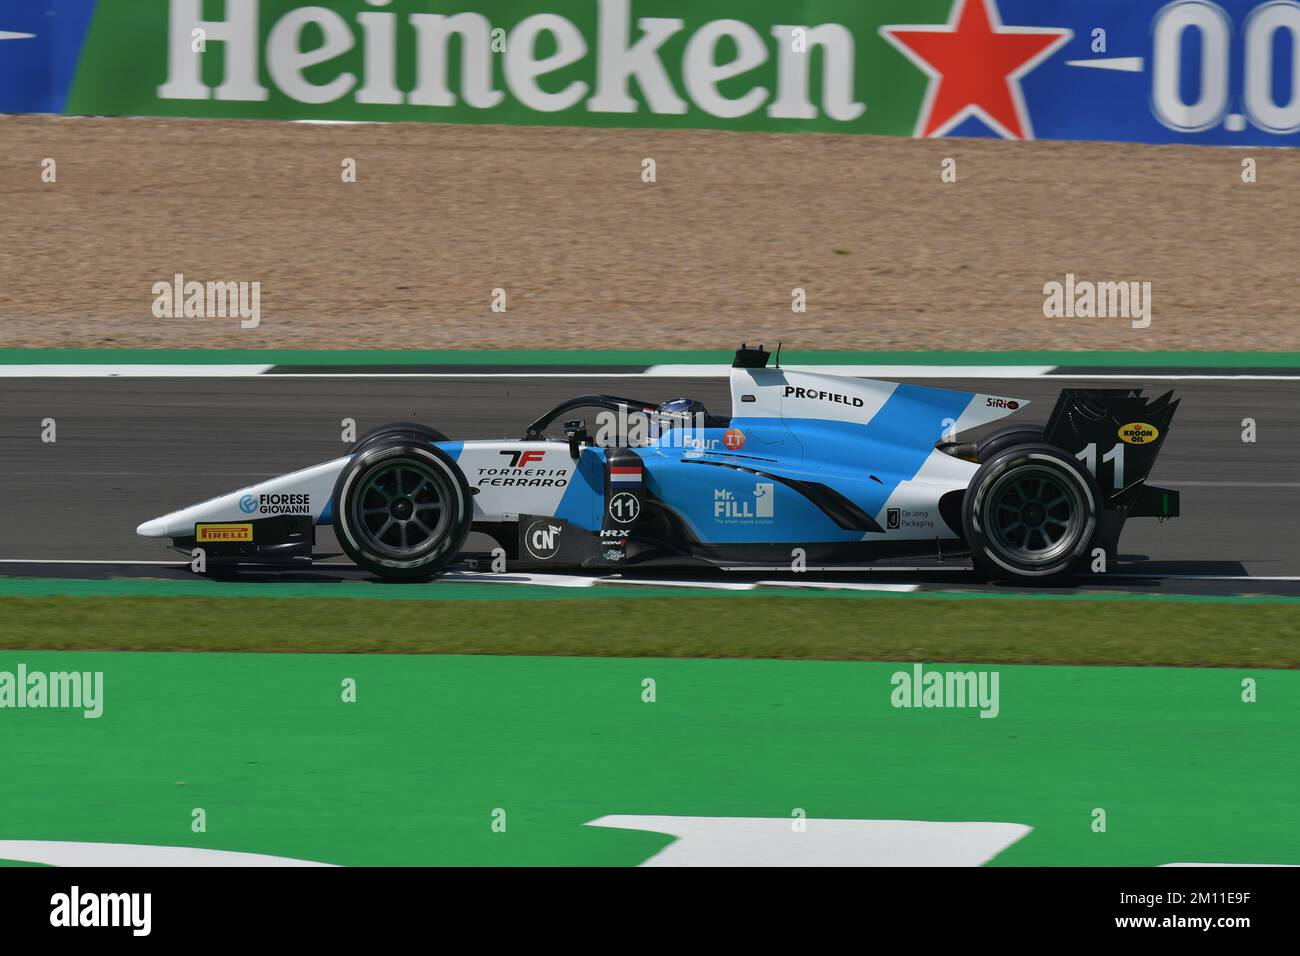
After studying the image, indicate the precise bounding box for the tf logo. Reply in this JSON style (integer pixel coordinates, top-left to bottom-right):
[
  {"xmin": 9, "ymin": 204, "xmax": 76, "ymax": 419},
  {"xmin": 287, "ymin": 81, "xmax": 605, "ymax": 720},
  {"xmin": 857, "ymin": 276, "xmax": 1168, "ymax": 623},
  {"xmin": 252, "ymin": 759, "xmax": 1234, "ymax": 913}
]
[
  {"xmin": 887, "ymin": 508, "xmax": 901, "ymax": 530},
  {"xmin": 500, "ymin": 450, "xmax": 545, "ymax": 467}
]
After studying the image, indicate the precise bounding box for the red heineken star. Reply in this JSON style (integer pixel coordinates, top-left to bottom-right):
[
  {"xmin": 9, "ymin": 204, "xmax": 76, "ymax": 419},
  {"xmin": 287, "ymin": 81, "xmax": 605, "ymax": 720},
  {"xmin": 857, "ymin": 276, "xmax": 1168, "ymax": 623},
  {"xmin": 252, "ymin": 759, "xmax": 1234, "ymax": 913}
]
[{"xmin": 880, "ymin": 0, "xmax": 1072, "ymax": 140}]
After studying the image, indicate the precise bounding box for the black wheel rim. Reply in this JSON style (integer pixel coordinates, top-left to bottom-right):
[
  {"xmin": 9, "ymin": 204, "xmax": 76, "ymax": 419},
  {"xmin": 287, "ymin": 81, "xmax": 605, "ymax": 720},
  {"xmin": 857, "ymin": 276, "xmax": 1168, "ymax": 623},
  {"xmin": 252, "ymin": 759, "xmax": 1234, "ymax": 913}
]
[
  {"xmin": 350, "ymin": 459, "xmax": 452, "ymax": 559},
  {"xmin": 986, "ymin": 465, "xmax": 1084, "ymax": 564}
]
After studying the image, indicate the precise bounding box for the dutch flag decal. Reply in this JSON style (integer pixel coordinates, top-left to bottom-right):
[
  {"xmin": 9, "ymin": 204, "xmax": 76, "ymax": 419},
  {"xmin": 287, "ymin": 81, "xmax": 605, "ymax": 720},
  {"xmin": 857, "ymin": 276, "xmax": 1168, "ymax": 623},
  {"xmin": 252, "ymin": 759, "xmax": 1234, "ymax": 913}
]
[{"xmin": 610, "ymin": 465, "xmax": 643, "ymax": 485}]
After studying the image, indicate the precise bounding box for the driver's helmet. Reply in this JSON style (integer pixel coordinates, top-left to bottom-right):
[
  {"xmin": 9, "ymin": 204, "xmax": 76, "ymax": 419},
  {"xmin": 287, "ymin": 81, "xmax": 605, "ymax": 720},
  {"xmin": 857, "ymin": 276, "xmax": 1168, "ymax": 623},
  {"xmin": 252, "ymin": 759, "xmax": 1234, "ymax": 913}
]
[{"xmin": 655, "ymin": 397, "xmax": 707, "ymax": 430}]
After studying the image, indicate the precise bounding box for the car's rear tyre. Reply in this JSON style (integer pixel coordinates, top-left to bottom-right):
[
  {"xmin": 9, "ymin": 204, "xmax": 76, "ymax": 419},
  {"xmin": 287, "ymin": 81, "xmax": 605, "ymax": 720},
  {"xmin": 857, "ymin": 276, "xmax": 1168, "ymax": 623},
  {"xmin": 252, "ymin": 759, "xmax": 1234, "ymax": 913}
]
[
  {"xmin": 332, "ymin": 438, "xmax": 472, "ymax": 581},
  {"xmin": 976, "ymin": 425, "xmax": 1044, "ymax": 463},
  {"xmin": 962, "ymin": 443, "xmax": 1100, "ymax": 583}
]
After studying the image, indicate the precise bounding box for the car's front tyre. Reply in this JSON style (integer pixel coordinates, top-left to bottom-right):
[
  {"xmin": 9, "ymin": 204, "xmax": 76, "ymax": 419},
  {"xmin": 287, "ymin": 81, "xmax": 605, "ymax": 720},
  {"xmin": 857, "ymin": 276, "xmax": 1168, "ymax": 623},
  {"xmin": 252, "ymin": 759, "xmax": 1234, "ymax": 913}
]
[{"xmin": 332, "ymin": 439, "xmax": 472, "ymax": 581}]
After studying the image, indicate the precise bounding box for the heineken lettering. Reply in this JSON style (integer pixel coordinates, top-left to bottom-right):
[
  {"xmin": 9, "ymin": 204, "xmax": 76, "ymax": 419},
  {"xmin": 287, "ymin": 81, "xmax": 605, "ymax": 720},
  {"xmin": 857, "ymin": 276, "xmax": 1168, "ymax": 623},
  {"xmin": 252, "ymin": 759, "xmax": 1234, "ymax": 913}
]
[{"xmin": 156, "ymin": 0, "xmax": 863, "ymax": 122}]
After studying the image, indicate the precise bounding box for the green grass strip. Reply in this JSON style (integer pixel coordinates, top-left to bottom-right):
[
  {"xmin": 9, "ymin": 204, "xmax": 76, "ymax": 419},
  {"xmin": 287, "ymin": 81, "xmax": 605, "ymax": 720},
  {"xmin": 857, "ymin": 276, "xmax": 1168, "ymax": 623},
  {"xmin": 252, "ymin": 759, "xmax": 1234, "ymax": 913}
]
[{"xmin": 2, "ymin": 594, "xmax": 1296, "ymax": 667}]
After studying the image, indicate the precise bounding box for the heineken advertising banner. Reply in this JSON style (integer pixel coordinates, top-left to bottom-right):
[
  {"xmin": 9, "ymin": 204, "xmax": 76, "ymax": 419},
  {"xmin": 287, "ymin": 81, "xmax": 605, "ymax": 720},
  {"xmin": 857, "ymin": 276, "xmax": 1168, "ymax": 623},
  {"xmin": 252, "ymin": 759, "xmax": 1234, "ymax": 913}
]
[{"xmin": 4, "ymin": 0, "xmax": 1300, "ymax": 145}]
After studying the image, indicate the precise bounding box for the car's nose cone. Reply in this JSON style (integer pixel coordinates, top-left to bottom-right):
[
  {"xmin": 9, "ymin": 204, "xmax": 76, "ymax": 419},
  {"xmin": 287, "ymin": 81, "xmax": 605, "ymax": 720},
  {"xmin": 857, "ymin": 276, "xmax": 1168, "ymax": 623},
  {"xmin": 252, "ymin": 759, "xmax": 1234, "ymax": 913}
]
[{"xmin": 136, "ymin": 517, "xmax": 169, "ymax": 537}]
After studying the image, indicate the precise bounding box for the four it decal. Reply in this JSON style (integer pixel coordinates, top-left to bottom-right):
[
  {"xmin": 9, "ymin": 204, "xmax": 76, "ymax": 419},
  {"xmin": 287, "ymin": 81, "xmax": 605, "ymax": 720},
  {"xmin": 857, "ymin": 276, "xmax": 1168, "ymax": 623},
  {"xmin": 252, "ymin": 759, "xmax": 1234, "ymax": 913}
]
[{"xmin": 881, "ymin": 0, "xmax": 1072, "ymax": 140}]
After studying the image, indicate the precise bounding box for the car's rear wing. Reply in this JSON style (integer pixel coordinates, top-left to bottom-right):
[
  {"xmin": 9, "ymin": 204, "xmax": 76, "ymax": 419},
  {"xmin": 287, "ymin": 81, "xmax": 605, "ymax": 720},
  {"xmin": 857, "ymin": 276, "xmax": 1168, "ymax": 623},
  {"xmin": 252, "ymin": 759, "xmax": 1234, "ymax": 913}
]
[{"xmin": 1043, "ymin": 388, "xmax": 1180, "ymax": 559}]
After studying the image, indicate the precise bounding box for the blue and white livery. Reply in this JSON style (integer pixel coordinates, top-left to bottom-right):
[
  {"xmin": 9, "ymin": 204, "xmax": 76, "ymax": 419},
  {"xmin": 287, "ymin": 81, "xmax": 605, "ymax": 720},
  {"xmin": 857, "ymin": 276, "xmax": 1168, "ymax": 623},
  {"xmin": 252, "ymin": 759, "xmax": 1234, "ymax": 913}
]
[{"xmin": 138, "ymin": 345, "xmax": 1181, "ymax": 583}]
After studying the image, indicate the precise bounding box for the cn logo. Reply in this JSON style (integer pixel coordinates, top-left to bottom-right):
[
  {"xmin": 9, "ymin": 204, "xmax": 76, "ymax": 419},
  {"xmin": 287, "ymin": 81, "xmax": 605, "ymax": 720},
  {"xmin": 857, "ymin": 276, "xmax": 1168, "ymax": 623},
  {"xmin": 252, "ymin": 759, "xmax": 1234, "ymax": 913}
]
[
  {"xmin": 525, "ymin": 520, "xmax": 562, "ymax": 560},
  {"xmin": 500, "ymin": 450, "xmax": 545, "ymax": 468}
]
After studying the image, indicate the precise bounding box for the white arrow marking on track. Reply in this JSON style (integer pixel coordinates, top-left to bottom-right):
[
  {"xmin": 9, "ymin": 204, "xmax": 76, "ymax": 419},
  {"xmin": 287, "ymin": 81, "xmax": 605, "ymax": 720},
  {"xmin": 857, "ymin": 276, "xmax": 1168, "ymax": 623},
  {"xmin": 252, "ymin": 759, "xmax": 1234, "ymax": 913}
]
[
  {"xmin": 586, "ymin": 816, "xmax": 1032, "ymax": 866},
  {"xmin": 0, "ymin": 840, "xmax": 334, "ymax": 867}
]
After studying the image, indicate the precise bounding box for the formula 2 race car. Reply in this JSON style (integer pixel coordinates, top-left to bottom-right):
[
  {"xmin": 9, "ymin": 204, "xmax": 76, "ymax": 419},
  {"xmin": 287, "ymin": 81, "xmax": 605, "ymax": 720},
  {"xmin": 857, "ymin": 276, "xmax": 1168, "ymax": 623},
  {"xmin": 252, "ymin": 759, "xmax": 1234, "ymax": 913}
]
[{"xmin": 137, "ymin": 345, "xmax": 1180, "ymax": 583}]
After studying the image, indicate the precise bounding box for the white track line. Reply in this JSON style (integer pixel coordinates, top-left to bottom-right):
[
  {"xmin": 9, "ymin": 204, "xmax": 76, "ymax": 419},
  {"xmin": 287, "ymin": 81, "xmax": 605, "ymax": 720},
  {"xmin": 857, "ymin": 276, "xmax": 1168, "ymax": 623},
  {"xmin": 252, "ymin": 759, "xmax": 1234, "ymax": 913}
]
[
  {"xmin": 646, "ymin": 365, "xmax": 1300, "ymax": 381},
  {"xmin": 1, "ymin": 366, "xmax": 1296, "ymax": 381},
  {"xmin": 262, "ymin": 372, "xmax": 664, "ymax": 379},
  {"xmin": 1158, "ymin": 575, "xmax": 1300, "ymax": 582},
  {"xmin": 599, "ymin": 577, "xmax": 757, "ymax": 590},
  {"xmin": 443, "ymin": 570, "xmax": 599, "ymax": 587},
  {"xmin": 1043, "ymin": 374, "xmax": 1300, "ymax": 382},
  {"xmin": 5, "ymin": 472, "xmax": 275, "ymax": 478},
  {"xmin": 0, "ymin": 365, "xmax": 273, "ymax": 377},
  {"xmin": 266, "ymin": 370, "xmax": 1300, "ymax": 382},
  {"xmin": 721, "ymin": 565, "xmax": 971, "ymax": 572},
  {"xmin": 0, "ymin": 562, "xmax": 909, "ymax": 590},
  {"xmin": 0, "ymin": 558, "xmax": 181, "ymax": 565},
  {"xmin": 1172, "ymin": 481, "xmax": 1300, "ymax": 488},
  {"xmin": 755, "ymin": 580, "xmax": 921, "ymax": 593},
  {"xmin": 0, "ymin": 561, "xmax": 1294, "ymax": 587},
  {"xmin": 644, "ymin": 364, "xmax": 1059, "ymax": 378}
]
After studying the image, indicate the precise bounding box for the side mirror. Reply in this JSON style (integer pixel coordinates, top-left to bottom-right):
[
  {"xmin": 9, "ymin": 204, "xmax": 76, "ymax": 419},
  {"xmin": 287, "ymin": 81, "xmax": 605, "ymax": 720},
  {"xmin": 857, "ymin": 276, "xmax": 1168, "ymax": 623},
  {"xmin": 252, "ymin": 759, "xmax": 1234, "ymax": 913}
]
[{"xmin": 564, "ymin": 419, "xmax": 590, "ymax": 460}]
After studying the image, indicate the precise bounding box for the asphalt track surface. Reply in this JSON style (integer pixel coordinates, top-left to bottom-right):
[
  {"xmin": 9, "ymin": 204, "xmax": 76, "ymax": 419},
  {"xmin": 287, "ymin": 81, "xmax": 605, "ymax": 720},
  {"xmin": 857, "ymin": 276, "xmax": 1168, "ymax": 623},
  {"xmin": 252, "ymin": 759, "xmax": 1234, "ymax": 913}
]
[{"xmin": 0, "ymin": 374, "xmax": 1297, "ymax": 597}]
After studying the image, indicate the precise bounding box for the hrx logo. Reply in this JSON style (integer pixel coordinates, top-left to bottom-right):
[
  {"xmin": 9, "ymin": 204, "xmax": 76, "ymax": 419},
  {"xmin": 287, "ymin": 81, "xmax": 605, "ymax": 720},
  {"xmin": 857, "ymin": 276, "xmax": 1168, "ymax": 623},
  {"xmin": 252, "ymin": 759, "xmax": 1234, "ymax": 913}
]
[{"xmin": 500, "ymin": 450, "xmax": 545, "ymax": 468}]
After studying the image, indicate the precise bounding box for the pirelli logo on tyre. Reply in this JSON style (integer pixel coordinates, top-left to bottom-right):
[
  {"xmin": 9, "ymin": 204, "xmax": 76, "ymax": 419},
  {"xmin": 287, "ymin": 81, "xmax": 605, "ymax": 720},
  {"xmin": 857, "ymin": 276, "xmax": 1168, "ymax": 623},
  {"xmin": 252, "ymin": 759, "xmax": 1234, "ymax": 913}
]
[
  {"xmin": 1117, "ymin": 422, "xmax": 1160, "ymax": 445},
  {"xmin": 195, "ymin": 523, "xmax": 254, "ymax": 542}
]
